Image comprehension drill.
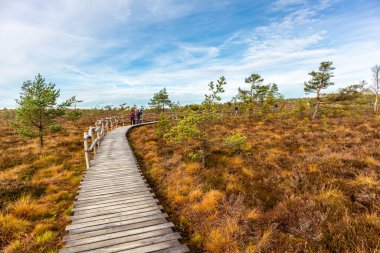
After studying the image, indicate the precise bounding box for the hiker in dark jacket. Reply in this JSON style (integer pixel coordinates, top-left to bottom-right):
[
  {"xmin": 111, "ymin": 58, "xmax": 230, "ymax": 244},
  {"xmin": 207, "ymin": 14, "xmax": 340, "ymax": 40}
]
[
  {"xmin": 137, "ymin": 108, "xmax": 143, "ymax": 124},
  {"xmin": 130, "ymin": 109, "xmax": 136, "ymax": 125}
]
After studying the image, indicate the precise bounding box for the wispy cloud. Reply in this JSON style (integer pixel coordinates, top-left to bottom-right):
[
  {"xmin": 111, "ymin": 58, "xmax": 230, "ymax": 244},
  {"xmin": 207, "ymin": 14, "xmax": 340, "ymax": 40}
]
[
  {"xmin": 272, "ymin": 0, "xmax": 307, "ymax": 9},
  {"xmin": 0, "ymin": 0, "xmax": 379, "ymax": 108}
]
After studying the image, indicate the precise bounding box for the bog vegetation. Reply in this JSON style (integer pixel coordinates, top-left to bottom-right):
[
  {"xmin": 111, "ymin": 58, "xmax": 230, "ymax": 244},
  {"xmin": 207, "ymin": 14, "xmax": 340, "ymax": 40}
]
[
  {"xmin": 129, "ymin": 62, "xmax": 380, "ymax": 252},
  {"xmin": 1, "ymin": 62, "xmax": 379, "ymax": 252}
]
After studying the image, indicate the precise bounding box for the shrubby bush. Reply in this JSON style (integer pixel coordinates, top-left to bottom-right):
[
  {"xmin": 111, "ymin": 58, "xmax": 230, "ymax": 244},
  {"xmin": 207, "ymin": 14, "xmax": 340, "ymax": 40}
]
[
  {"xmin": 65, "ymin": 110, "xmax": 82, "ymax": 121},
  {"xmin": 49, "ymin": 124, "xmax": 62, "ymax": 133},
  {"xmin": 224, "ymin": 132, "xmax": 251, "ymax": 154},
  {"xmin": 164, "ymin": 112, "xmax": 201, "ymax": 143},
  {"xmin": 156, "ymin": 113, "xmax": 171, "ymax": 137}
]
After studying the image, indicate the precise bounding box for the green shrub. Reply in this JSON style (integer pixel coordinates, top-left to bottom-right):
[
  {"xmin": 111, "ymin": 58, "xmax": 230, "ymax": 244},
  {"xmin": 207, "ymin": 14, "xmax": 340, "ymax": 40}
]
[
  {"xmin": 165, "ymin": 113, "xmax": 201, "ymax": 143},
  {"xmin": 49, "ymin": 124, "xmax": 62, "ymax": 133},
  {"xmin": 156, "ymin": 113, "xmax": 171, "ymax": 137},
  {"xmin": 188, "ymin": 150, "xmax": 204, "ymax": 162},
  {"xmin": 65, "ymin": 110, "xmax": 82, "ymax": 121},
  {"xmin": 224, "ymin": 133, "xmax": 251, "ymax": 154}
]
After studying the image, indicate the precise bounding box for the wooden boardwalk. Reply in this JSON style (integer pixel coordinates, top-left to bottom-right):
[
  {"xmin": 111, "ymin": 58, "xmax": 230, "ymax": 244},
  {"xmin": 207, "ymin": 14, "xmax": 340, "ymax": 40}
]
[{"xmin": 60, "ymin": 125, "xmax": 189, "ymax": 253}]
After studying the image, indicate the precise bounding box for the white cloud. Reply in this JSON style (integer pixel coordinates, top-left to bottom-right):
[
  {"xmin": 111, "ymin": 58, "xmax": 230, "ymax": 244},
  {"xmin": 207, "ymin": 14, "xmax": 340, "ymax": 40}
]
[
  {"xmin": 273, "ymin": 0, "xmax": 307, "ymax": 9},
  {"xmin": 0, "ymin": 0, "xmax": 379, "ymax": 108}
]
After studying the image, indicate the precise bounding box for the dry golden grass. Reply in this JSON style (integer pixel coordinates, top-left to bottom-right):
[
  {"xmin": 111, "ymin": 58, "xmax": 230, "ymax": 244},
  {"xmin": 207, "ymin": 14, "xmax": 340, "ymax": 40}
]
[
  {"xmin": 0, "ymin": 110, "xmax": 95, "ymax": 251},
  {"xmin": 130, "ymin": 112, "xmax": 380, "ymax": 252}
]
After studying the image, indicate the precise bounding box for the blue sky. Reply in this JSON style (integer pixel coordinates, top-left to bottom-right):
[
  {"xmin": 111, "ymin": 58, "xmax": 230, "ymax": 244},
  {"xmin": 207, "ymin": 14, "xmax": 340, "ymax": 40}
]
[{"xmin": 0, "ymin": 0, "xmax": 379, "ymax": 108}]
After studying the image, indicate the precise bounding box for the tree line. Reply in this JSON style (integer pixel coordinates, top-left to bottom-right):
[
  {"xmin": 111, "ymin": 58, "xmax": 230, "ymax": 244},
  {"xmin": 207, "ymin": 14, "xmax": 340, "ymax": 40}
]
[{"xmin": 10, "ymin": 62, "xmax": 380, "ymax": 148}]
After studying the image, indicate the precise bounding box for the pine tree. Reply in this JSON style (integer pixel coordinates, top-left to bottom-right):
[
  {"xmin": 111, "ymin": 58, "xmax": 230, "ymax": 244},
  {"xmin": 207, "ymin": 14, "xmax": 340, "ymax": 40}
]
[
  {"xmin": 304, "ymin": 61, "xmax": 335, "ymax": 119},
  {"xmin": 149, "ymin": 88, "xmax": 172, "ymax": 112},
  {"xmin": 204, "ymin": 76, "xmax": 226, "ymax": 105},
  {"xmin": 13, "ymin": 74, "xmax": 74, "ymax": 148}
]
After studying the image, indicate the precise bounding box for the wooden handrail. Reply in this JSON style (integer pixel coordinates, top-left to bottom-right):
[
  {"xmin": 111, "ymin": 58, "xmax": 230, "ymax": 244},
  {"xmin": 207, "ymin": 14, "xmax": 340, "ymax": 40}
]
[{"xmin": 82, "ymin": 113, "xmax": 162, "ymax": 169}]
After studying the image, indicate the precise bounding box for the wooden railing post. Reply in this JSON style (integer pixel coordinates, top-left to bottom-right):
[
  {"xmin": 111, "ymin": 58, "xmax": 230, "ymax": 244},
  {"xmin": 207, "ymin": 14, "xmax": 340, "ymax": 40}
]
[
  {"xmin": 89, "ymin": 127, "xmax": 96, "ymax": 154},
  {"xmin": 96, "ymin": 123, "xmax": 100, "ymax": 147},
  {"xmin": 83, "ymin": 133, "xmax": 90, "ymax": 170}
]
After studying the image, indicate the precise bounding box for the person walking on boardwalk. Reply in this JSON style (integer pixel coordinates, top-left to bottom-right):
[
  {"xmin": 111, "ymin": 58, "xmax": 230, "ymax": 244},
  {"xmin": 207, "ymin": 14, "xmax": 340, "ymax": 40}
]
[
  {"xmin": 137, "ymin": 107, "xmax": 143, "ymax": 124},
  {"xmin": 129, "ymin": 108, "xmax": 136, "ymax": 125}
]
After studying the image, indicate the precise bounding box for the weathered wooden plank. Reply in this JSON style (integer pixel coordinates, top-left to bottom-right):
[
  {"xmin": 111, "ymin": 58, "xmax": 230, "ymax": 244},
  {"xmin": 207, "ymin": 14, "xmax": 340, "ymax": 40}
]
[
  {"xmin": 79, "ymin": 233, "xmax": 181, "ymax": 253},
  {"xmin": 75, "ymin": 190, "xmax": 152, "ymax": 202},
  {"xmin": 70, "ymin": 206, "xmax": 164, "ymax": 225},
  {"xmin": 79, "ymin": 179, "xmax": 145, "ymax": 185},
  {"xmin": 79, "ymin": 180, "xmax": 146, "ymax": 188},
  {"xmin": 72, "ymin": 199, "xmax": 160, "ymax": 216},
  {"xmin": 75, "ymin": 186, "xmax": 150, "ymax": 198},
  {"xmin": 74, "ymin": 193, "xmax": 155, "ymax": 207},
  {"xmin": 81, "ymin": 175, "xmax": 144, "ymax": 181},
  {"xmin": 65, "ymin": 223, "xmax": 174, "ymax": 246},
  {"xmin": 60, "ymin": 228, "xmax": 174, "ymax": 253},
  {"xmin": 68, "ymin": 213, "xmax": 169, "ymax": 234},
  {"xmin": 80, "ymin": 176, "xmax": 144, "ymax": 184},
  {"xmin": 71, "ymin": 202, "xmax": 160, "ymax": 220},
  {"xmin": 82, "ymin": 172, "xmax": 143, "ymax": 179},
  {"xmin": 73, "ymin": 197, "xmax": 156, "ymax": 211},
  {"xmin": 78, "ymin": 182, "xmax": 148, "ymax": 192},
  {"xmin": 67, "ymin": 210, "xmax": 164, "ymax": 230},
  {"xmin": 78, "ymin": 181, "xmax": 148, "ymax": 190},
  {"xmin": 63, "ymin": 218, "xmax": 169, "ymax": 242},
  {"xmin": 76, "ymin": 184, "xmax": 150, "ymax": 195}
]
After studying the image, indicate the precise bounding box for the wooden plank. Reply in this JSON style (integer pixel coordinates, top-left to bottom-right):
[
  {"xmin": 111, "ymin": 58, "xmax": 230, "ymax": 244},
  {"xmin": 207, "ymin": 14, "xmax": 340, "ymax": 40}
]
[
  {"xmin": 68, "ymin": 213, "xmax": 169, "ymax": 234},
  {"xmin": 67, "ymin": 210, "xmax": 164, "ymax": 230},
  {"xmin": 78, "ymin": 182, "xmax": 148, "ymax": 192},
  {"xmin": 74, "ymin": 193, "xmax": 155, "ymax": 208},
  {"xmin": 79, "ymin": 179, "xmax": 146, "ymax": 187},
  {"xmin": 65, "ymin": 223, "xmax": 174, "ymax": 246},
  {"xmin": 76, "ymin": 186, "xmax": 150, "ymax": 198},
  {"xmin": 75, "ymin": 190, "xmax": 153, "ymax": 202},
  {"xmin": 76, "ymin": 184, "xmax": 150, "ymax": 195},
  {"xmin": 72, "ymin": 196, "xmax": 156, "ymax": 211},
  {"xmin": 82, "ymin": 173, "xmax": 143, "ymax": 179},
  {"xmin": 63, "ymin": 218, "xmax": 169, "ymax": 242},
  {"xmin": 71, "ymin": 206, "xmax": 163, "ymax": 225},
  {"xmin": 71, "ymin": 202, "xmax": 160, "ymax": 220},
  {"xmin": 78, "ymin": 233, "xmax": 181, "ymax": 253},
  {"xmin": 74, "ymin": 194, "xmax": 154, "ymax": 207},
  {"xmin": 72, "ymin": 199, "xmax": 160, "ymax": 216},
  {"xmin": 82, "ymin": 169, "xmax": 142, "ymax": 175},
  {"xmin": 78, "ymin": 181, "xmax": 148, "ymax": 190},
  {"xmin": 82, "ymin": 175, "xmax": 144, "ymax": 181},
  {"xmin": 60, "ymin": 228, "xmax": 174, "ymax": 253},
  {"xmin": 84, "ymin": 165, "xmax": 140, "ymax": 170},
  {"xmin": 80, "ymin": 176, "xmax": 144, "ymax": 184}
]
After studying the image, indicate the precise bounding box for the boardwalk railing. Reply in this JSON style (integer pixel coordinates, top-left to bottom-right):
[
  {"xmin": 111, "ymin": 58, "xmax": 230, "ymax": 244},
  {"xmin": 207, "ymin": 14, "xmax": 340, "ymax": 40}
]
[{"xmin": 83, "ymin": 113, "xmax": 163, "ymax": 169}]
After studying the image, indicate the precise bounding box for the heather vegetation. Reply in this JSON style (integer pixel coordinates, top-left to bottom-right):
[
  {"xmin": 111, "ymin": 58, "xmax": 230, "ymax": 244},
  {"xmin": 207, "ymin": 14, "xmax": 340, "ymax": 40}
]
[
  {"xmin": 1, "ymin": 63, "xmax": 379, "ymax": 252},
  {"xmin": 130, "ymin": 104, "xmax": 379, "ymax": 252},
  {"xmin": 129, "ymin": 63, "xmax": 380, "ymax": 252}
]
